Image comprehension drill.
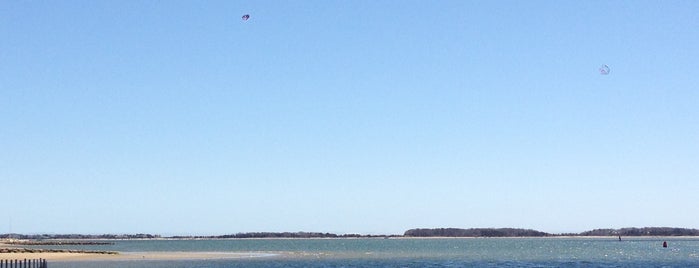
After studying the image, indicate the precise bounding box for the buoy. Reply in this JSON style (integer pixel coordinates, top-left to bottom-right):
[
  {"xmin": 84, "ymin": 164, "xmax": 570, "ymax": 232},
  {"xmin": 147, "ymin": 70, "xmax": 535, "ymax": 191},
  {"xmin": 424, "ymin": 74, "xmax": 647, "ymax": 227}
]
[{"xmin": 663, "ymin": 241, "xmax": 668, "ymax": 248}]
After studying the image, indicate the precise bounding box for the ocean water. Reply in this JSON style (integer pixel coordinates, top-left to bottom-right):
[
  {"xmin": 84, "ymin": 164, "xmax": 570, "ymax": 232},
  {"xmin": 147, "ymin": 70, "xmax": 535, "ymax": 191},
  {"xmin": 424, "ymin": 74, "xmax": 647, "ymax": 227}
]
[{"xmin": 35, "ymin": 237, "xmax": 699, "ymax": 267}]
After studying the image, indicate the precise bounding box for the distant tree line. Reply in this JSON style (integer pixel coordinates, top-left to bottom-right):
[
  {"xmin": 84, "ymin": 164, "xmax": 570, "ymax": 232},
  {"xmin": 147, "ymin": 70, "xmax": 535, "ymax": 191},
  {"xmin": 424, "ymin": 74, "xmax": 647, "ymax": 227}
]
[
  {"xmin": 404, "ymin": 228, "xmax": 550, "ymax": 237},
  {"xmin": 404, "ymin": 227, "xmax": 699, "ymax": 237},
  {"xmin": 172, "ymin": 232, "xmax": 398, "ymax": 239},
  {"xmin": 184, "ymin": 232, "xmax": 339, "ymax": 239},
  {"xmin": 579, "ymin": 227, "xmax": 699, "ymax": 236}
]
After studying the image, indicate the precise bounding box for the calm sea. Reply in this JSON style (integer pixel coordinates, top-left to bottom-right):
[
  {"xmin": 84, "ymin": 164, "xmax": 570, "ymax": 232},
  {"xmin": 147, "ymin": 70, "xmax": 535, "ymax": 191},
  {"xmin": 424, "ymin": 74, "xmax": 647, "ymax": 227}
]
[{"xmin": 33, "ymin": 237, "xmax": 699, "ymax": 267}]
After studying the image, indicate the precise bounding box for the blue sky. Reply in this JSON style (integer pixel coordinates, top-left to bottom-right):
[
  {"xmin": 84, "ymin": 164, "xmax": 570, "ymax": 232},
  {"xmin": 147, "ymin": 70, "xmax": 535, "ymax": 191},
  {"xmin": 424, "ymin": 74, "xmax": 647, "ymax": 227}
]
[{"xmin": 2, "ymin": 0, "xmax": 698, "ymax": 235}]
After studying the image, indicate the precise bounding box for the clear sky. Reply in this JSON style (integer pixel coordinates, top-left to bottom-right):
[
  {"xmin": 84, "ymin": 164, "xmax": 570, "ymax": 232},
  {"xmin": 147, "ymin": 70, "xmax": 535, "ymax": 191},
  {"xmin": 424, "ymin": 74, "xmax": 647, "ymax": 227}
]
[{"xmin": 2, "ymin": 0, "xmax": 698, "ymax": 235}]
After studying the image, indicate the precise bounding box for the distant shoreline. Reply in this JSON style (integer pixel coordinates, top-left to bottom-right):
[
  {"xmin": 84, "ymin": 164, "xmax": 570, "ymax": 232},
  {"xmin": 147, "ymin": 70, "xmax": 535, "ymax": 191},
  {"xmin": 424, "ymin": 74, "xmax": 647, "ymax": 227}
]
[
  {"xmin": 3, "ymin": 227, "xmax": 699, "ymax": 240},
  {"xmin": 3, "ymin": 235, "xmax": 699, "ymax": 245},
  {"xmin": 5, "ymin": 235, "xmax": 699, "ymax": 242}
]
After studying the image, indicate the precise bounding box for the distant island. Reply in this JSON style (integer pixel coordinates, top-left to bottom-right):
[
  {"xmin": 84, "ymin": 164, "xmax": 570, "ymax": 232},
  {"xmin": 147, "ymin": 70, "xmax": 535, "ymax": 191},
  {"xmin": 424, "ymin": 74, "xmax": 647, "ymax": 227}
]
[
  {"xmin": 403, "ymin": 227, "xmax": 699, "ymax": 237},
  {"xmin": 2, "ymin": 227, "xmax": 699, "ymax": 240},
  {"xmin": 403, "ymin": 228, "xmax": 549, "ymax": 237},
  {"xmin": 576, "ymin": 227, "xmax": 699, "ymax": 237}
]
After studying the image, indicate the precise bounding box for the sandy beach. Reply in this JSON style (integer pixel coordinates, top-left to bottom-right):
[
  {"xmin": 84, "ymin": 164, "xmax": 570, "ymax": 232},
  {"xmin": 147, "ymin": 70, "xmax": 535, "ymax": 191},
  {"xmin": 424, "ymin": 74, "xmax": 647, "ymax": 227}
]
[{"xmin": 0, "ymin": 251, "xmax": 277, "ymax": 262}]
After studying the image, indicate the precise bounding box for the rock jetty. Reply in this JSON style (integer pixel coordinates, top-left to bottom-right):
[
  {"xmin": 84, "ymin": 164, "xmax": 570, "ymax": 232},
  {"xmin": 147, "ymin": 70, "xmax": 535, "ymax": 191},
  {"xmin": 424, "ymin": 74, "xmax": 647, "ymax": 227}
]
[
  {"xmin": 5, "ymin": 241, "xmax": 114, "ymax": 246},
  {"xmin": 0, "ymin": 248, "xmax": 117, "ymax": 255}
]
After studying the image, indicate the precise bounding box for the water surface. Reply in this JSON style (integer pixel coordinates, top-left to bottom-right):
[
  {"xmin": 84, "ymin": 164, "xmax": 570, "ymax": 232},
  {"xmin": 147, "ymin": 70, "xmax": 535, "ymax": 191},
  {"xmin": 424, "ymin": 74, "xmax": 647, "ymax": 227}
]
[{"xmin": 40, "ymin": 237, "xmax": 699, "ymax": 267}]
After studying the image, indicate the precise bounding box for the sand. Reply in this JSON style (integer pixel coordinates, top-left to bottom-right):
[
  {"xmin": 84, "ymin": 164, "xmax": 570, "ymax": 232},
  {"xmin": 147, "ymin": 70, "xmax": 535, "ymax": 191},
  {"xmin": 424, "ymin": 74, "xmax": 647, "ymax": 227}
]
[{"xmin": 0, "ymin": 251, "xmax": 278, "ymax": 262}]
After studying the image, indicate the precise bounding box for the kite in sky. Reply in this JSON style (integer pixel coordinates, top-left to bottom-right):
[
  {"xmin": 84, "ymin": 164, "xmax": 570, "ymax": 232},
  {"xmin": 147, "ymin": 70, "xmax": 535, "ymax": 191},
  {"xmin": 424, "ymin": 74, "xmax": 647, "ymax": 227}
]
[
  {"xmin": 599, "ymin": 64, "xmax": 610, "ymax": 75},
  {"xmin": 242, "ymin": 14, "xmax": 250, "ymax": 21}
]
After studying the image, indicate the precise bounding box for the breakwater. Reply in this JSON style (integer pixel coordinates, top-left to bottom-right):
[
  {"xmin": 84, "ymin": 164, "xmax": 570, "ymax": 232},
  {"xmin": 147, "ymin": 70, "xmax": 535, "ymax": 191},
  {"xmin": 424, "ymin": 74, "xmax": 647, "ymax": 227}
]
[
  {"xmin": 5, "ymin": 241, "xmax": 113, "ymax": 246},
  {"xmin": 0, "ymin": 248, "xmax": 116, "ymax": 255}
]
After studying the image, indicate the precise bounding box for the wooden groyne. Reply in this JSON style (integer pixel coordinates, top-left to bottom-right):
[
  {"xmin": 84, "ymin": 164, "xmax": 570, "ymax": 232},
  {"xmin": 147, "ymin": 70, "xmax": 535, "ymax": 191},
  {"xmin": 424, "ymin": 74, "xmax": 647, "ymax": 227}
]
[{"xmin": 0, "ymin": 259, "xmax": 47, "ymax": 268}]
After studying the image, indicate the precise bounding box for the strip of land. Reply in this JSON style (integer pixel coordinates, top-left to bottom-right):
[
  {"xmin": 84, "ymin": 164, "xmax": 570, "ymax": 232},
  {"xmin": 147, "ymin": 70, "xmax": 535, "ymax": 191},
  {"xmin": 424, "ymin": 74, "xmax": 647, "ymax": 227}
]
[
  {"xmin": 0, "ymin": 251, "xmax": 277, "ymax": 262},
  {"xmin": 0, "ymin": 242, "xmax": 277, "ymax": 262}
]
